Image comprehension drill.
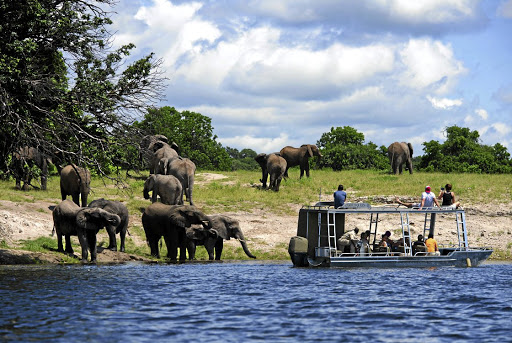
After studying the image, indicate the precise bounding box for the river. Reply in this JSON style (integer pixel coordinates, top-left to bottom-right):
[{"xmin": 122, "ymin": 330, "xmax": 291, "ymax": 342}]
[{"xmin": 1, "ymin": 261, "xmax": 511, "ymax": 342}]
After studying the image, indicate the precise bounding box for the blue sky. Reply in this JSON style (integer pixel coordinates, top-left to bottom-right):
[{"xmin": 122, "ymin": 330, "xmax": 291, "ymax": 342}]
[{"xmin": 110, "ymin": 0, "xmax": 512, "ymax": 154}]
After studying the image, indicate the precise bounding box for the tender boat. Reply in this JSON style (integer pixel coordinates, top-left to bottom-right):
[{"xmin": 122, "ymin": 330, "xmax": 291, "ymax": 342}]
[{"xmin": 288, "ymin": 202, "xmax": 493, "ymax": 268}]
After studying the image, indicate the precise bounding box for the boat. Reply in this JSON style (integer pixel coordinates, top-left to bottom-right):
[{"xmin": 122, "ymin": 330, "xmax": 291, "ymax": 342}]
[{"xmin": 288, "ymin": 201, "xmax": 493, "ymax": 268}]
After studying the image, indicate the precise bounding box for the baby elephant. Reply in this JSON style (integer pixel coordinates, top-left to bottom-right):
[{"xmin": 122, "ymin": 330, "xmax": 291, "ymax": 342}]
[
  {"xmin": 186, "ymin": 214, "xmax": 256, "ymax": 260},
  {"xmin": 88, "ymin": 198, "xmax": 129, "ymax": 252},
  {"xmin": 52, "ymin": 199, "xmax": 121, "ymax": 263}
]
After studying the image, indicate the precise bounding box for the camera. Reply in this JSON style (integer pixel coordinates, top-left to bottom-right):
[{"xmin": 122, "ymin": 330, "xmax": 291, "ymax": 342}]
[{"xmin": 440, "ymin": 187, "xmax": 444, "ymax": 191}]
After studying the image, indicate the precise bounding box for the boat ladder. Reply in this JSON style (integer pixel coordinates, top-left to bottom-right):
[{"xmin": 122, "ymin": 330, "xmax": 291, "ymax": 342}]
[
  {"xmin": 368, "ymin": 213, "xmax": 379, "ymax": 246},
  {"xmin": 399, "ymin": 212, "xmax": 412, "ymax": 256},
  {"xmin": 423, "ymin": 213, "xmax": 433, "ymax": 240},
  {"xmin": 456, "ymin": 211, "xmax": 468, "ymax": 250},
  {"xmin": 326, "ymin": 210, "xmax": 337, "ymax": 255}
]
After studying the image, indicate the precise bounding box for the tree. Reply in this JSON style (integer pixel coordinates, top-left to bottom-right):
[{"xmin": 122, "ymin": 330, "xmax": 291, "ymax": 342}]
[
  {"xmin": 419, "ymin": 126, "xmax": 512, "ymax": 173},
  {"xmin": 225, "ymin": 147, "xmax": 259, "ymax": 170},
  {"xmin": 317, "ymin": 126, "xmax": 387, "ymax": 171},
  {"xmin": 0, "ymin": 0, "xmax": 166, "ymax": 180},
  {"xmin": 135, "ymin": 106, "xmax": 232, "ymax": 170}
]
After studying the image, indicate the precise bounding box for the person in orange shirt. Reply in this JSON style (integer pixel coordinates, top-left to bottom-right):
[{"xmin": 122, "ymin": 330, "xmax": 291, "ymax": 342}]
[{"xmin": 425, "ymin": 233, "xmax": 440, "ymax": 256}]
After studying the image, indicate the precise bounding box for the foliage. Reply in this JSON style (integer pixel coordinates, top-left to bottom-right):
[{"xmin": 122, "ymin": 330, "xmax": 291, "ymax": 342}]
[
  {"xmin": 225, "ymin": 147, "xmax": 259, "ymax": 170},
  {"xmin": 316, "ymin": 126, "xmax": 388, "ymax": 170},
  {"xmin": 0, "ymin": 0, "xmax": 166, "ymax": 180},
  {"xmin": 134, "ymin": 106, "xmax": 232, "ymax": 170},
  {"xmin": 419, "ymin": 126, "xmax": 512, "ymax": 173}
]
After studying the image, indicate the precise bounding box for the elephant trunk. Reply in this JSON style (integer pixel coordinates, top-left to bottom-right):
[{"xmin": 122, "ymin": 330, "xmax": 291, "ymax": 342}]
[{"xmin": 236, "ymin": 232, "xmax": 256, "ymax": 259}]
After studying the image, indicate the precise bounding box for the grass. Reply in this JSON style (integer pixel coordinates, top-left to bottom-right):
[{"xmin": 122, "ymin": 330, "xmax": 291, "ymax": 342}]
[{"xmin": 1, "ymin": 168, "xmax": 511, "ymax": 262}]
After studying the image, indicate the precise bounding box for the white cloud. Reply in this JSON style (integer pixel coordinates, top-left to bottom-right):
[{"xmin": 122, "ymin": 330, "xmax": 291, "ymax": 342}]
[
  {"xmin": 497, "ymin": 0, "xmax": 512, "ymax": 18},
  {"xmin": 219, "ymin": 133, "xmax": 289, "ymax": 153},
  {"xmin": 427, "ymin": 95, "xmax": 463, "ymax": 109},
  {"xmin": 475, "ymin": 108, "xmax": 488, "ymax": 120},
  {"xmin": 388, "ymin": 0, "xmax": 476, "ymax": 23},
  {"xmin": 492, "ymin": 122, "xmax": 511, "ymax": 135},
  {"xmin": 399, "ymin": 38, "xmax": 467, "ymax": 94}
]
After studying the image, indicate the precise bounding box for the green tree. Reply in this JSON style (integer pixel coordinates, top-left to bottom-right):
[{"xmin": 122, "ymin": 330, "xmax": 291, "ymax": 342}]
[
  {"xmin": 1, "ymin": 0, "xmax": 165, "ymax": 177},
  {"xmin": 225, "ymin": 147, "xmax": 259, "ymax": 170},
  {"xmin": 135, "ymin": 106, "xmax": 232, "ymax": 170},
  {"xmin": 317, "ymin": 126, "xmax": 387, "ymax": 170}
]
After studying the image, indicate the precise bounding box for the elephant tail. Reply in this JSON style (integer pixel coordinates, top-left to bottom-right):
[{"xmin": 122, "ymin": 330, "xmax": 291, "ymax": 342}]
[{"xmin": 51, "ymin": 225, "xmax": 55, "ymax": 237}]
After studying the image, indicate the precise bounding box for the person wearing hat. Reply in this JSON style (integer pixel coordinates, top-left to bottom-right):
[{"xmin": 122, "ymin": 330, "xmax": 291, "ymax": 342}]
[
  {"xmin": 337, "ymin": 227, "xmax": 359, "ymax": 254},
  {"xmin": 420, "ymin": 185, "xmax": 440, "ymax": 209}
]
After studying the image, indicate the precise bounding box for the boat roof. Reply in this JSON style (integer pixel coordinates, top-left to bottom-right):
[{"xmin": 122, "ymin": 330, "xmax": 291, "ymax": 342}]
[{"xmin": 303, "ymin": 201, "xmax": 465, "ymax": 215}]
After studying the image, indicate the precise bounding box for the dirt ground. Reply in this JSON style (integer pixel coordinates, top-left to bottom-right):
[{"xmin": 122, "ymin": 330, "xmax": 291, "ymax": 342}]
[{"xmin": 1, "ymin": 173, "xmax": 511, "ymax": 264}]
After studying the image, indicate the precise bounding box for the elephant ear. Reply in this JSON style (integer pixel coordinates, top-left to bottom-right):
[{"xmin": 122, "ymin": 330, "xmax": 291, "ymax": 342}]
[
  {"xmin": 254, "ymin": 153, "xmax": 267, "ymax": 165},
  {"xmin": 169, "ymin": 207, "xmax": 191, "ymax": 228},
  {"xmin": 186, "ymin": 226, "xmax": 205, "ymax": 240},
  {"xmin": 76, "ymin": 209, "xmax": 98, "ymax": 230},
  {"xmin": 306, "ymin": 144, "xmax": 313, "ymax": 157},
  {"xmin": 408, "ymin": 143, "xmax": 414, "ymax": 157},
  {"xmin": 152, "ymin": 141, "xmax": 166, "ymax": 152}
]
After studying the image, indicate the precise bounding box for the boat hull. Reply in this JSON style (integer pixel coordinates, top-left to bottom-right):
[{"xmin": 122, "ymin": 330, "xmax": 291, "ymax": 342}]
[{"xmin": 304, "ymin": 250, "xmax": 493, "ymax": 268}]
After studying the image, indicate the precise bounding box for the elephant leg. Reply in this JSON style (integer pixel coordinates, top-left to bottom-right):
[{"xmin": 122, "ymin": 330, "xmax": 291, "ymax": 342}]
[
  {"xmin": 106, "ymin": 225, "xmax": 117, "ymax": 251},
  {"xmin": 119, "ymin": 226, "xmax": 127, "ymax": 252},
  {"xmin": 399, "ymin": 164, "xmax": 403, "ymax": 174},
  {"xmin": 77, "ymin": 230, "xmax": 89, "ymax": 262},
  {"xmin": 214, "ymin": 239, "xmax": 223, "ymax": 260},
  {"xmin": 86, "ymin": 230, "xmax": 98, "ymax": 263},
  {"xmin": 72, "ymin": 193, "xmax": 80, "ymax": 207},
  {"xmin": 177, "ymin": 229, "xmax": 187, "ymax": 261},
  {"xmin": 186, "ymin": 241, "xmax": 197, "ymax": 260},
  {"xmin": 407, "ymin": 159, "xmax": 413, "ymax": 174},
  {"xmin": 275, "ymin": 177, "xmax": 282, "ymax": 191},
  {"xmin": 164, "ymin": 234, "xmax": 177, "ymax": 260},
  {"xmin": 15, "ymin": 177, "xmax": 22, "ymax": 190},
  {"xmin": 64, "ymin": 234, "xmax": 74, "ymax": 254},
  {"xmin": 305, "ymin": 165, "xmax": 310, "ymax": 178},
  {"xmin": 57, "ymin": 232, "xmax": 64, "ymax": 252}
]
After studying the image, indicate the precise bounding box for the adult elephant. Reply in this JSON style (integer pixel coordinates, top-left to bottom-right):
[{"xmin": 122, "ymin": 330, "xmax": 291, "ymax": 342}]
[
  {"xmin": 387, "ymin": 142, "xmax": 413, "ymax": 175},
  {"xmin": 141, "ymin": 203, "xmax": 211, "ymax": 260},
  {"xmin": 52, "ymin": 199, "xmax": 121, "ymax": 263},
  {"xmin": 140, "ymin": 134, "xmax": 168, "ymax": 169},
  {"xmin": 150, "ymin": 141, "xmax": 179, "ymax": 174},
  {"xmin": 164, "ymin": 157, "xmax": 196, "ymax": 205},
  {"xmin": 186, "ymin": 215, "xmax": 256, "ymax": 261},
  {"xmin": 254, "ymin": 153, "xmax": 286, "ymax": 191},
  {"xmin": 88, "ymin": 198, "xmax": 129, "ymax": 252},
  {"xmin": 12, "ymin": 146, "xmax": 52, "ymax": 190},
  {"xmin": 143, "ymin": 174, "xmax": 183, "ymax": 205},
  {"xmin": 279, "ymin": 144, "xmax": 322, "ymax": 178},
  {"xmin": 60, "ymin": 164, "xmax": 91, "ymax": 207}
]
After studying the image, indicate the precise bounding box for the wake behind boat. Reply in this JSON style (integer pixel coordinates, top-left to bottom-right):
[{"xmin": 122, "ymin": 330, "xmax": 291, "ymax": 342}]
[{"xmin": 288, "ymin": 202, "xmax": 492, "ymax": 268}]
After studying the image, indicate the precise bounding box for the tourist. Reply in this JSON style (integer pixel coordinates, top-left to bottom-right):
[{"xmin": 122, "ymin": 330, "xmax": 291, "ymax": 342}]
[
  {"xmin": 420, "ymin": 186, "xmax": 440, "ymax": 209},
  {"xmin": 425, "ymin": 233, "xmax": 440, "ymax": 256},
  {"xmin": 395, "ymin": 197, "xmax": 420, "ymax": 208},
  {"xmin": 358, "ymin": 231, "xmax": 371, "ymax": 256},
  {"xmin": 438, "ymin": 183, "xmax": 461, "ymax": 209},
  {"xmin": 412, "ymin": 234, "xmax": 427, "ymax": 255},
  {"xmin": 337, "ymin": 227, "xmax": 359, "ymax": 253},
  {"xmin": 333, "ymin": 184, "xmax": 347, "ymax": 208}
]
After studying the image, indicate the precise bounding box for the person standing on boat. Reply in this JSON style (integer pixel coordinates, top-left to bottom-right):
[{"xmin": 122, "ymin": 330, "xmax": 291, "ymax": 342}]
[
  {"xmin": 420, "ymin": 186, "xmax": 440, "ymax": 209},
  {"xmin": 337, "ymin": 227, "xmax": 359, "ymax": 253},
  {"xmin": 425, "ymin": 233, "xmax": 440, "ymax": 256},
  {"xmin": 333, "ymin": 185, "xmax": 347, "ymax": 208},
  {"xmin": 437, "ymin": 183, "xmax": 461, "ymax": 209}
]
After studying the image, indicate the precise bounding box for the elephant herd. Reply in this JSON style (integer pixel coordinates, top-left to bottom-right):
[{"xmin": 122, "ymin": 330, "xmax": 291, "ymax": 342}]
[
  {"xmin": 47, "ymin": 134, "xmax": 256, "ymax": 263},
  {"xmin": 255, "ymin": 144, "xmax": 323, "ymax": 191}
]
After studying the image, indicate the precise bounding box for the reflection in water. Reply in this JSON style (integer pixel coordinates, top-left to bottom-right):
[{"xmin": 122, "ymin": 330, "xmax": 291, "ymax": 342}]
[{"xmin": 1, "ymin": 262, "xmax": 511, "ymax": 342}]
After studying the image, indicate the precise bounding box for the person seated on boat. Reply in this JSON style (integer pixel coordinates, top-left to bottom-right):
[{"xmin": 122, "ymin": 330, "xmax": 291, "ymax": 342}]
[
  {"xmin": 358, "ymin": 231, "xmax": 371, "ymax": 256},
  {"xmin": 396, "ymin": 232, "xmax": 411, "ymax": 253},
  {"xmin": 420, "ymin": 186, "xmax": 440, "ymax": 209},
  {"xmin": 438, "ymin": 183, "xmax": 461, "ymax": 209},
  {"xmin": 425, "ymin": 233, "xmax": 440, "ymax": 256},
  {"xmin": 337, "ymin": 227, "xmax": 359, "ymax": 253},
  {"xmin": 333, "ymin": 184, "xmax": 347, "ymax": 208},
  {"xmin": 412, "ymin": 234, "xmax": 427, "ymax": 255},
  {"xmin": 376, "ymin": 234, "xmax": 391, "ymax": 254},
  {"xmin": 395, "ymin": 197, "xmax": 420, "ymax": 208}
]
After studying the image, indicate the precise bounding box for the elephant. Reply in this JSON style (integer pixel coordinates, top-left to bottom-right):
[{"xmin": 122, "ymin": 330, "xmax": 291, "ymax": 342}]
[
  {"xmin": 88, "ymin": 198, "xmax": 129, "ymax": 252},
  {"xmin": 52, "ymin": 199, "xmax": 121, "ymax": 262},
  {"xmin": 186, "ymin": 214, "xmax": 257, "ymax": 260},
  {"xmin": 143, "ymin": 174, "xmax": 183, "ymax": 205},
  {"xmin": 140, "ymin": 134, "xmax": 168, "ymax": 169},
  {"xmin": 162, "ymin": 157, "xmax": 196, "ymax": 205},
  {"xmin": 60, "ymin": 164, "xmax": 91, "ymax": 207},
  {"xmin": 387, "ymin": 142, "xmax": 413, "ymax": 175},
  {"xmin": 150, "ymin": 141, "xmax": 179, "ymax": 174},
  {"xmin": 12, "ymin": 146, "xmax": 52, "ymax": 190},
  {"xmin": 254, "ymin": 153, "xmax": 287, "ymax": 191},
  {"xmin": 141, "ymin": 203, "xmax": 212, "ymax": 260},
  {"xmin": 279, "ymin": 144, "xmax": 322, "ymax": 178}
]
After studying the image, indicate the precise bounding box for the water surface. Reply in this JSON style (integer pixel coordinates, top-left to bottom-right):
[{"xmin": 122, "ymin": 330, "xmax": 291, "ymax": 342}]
[{"xmin": 1, "ymin": 261, "xmax": 511, "ymax": 342}]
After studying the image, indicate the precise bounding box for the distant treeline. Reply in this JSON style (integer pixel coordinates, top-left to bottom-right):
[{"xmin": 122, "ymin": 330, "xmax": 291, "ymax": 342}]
[{"xmin": 135, "ymin": 108, "xmax": 511, "ymax": 174}]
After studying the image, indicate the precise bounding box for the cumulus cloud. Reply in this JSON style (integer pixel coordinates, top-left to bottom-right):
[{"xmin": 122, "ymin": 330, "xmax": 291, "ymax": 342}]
[
  {"xmin": 475, "ymin": 108, "xmax": 488, "ymax": 120},
  {"xmin": 427, "ymin": 96, "xmax": 463, "ymax": 109},
  {"xmin": 399, "ymin": 39, "xmax": 467, "ymax": 94},
  {"xmin": 219, "ymin": 133, "xmax": 289, "ymax": 153}
]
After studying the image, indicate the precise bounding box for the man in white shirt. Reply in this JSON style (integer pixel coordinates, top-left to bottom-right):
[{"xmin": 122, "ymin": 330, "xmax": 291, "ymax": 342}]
[
  {"xmin": 420, "ymin": 186, "xmax": 440, "ymax": 209},
  {"xmin": 337, "ymin": 227, "xmax": 359, "ymax": 253}
]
